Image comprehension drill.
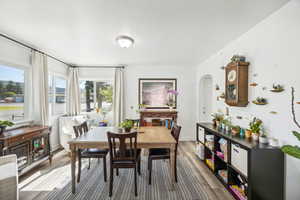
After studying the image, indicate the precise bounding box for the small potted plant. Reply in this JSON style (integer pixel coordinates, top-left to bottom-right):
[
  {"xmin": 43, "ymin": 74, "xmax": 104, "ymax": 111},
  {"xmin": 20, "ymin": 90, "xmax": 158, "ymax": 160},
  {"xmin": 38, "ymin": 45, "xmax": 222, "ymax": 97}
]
[
  {"xmin": 259, "ymin": 131, "xmax": 269, "ymax": 144},
  {"xmin": 0, "ymin": 120, "xmax": 14, "ymax": 135},
  {"xmin": 270, "ymin": 84, "xmax": 284, "ymax": 93},
  {"xmin": 252, "ymin": 97, "xmax": 268, "ymax": 105},
  {"xmin": 120, "ymin": 120, "xmax": 134, "ymax": 132},
  {"xmin": 249, "ymin": 118, "xmax": 263, "ymax": 141},
  {"xmin": 231, "ymin": 125, "xmax": 241, "ymax": 137},
  {"xmin": 211, "ymin": 113, "xmax": 224, "ymax": 127}
]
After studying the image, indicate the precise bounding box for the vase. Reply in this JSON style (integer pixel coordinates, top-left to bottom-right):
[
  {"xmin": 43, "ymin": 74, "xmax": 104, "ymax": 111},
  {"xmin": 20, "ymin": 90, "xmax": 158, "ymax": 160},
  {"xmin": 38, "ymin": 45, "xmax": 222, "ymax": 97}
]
[
  {"xmin": 124, "ymin": 127, "xmax": 131, "ymax": 132},
  {"xmin": 216, "ymin": 121, "xmax": 220, "ymax": 128},
  {"xmin": 259, "ymin": 136, "xmax": 269, "ymax": 144},
  {"xmin": 231, "ymin": 130, "xmax": 239, "ymax": 137},
  {"xmin": 245, "ymin": 130, "xmax": 252, "ymax": 139},
  {"xmin": 212, "ymin": 119, "xmax": 217, "ymax": 127},
  {"xmin": 252, "ymin": 133, "xmax": 259, "ymax": 141}
]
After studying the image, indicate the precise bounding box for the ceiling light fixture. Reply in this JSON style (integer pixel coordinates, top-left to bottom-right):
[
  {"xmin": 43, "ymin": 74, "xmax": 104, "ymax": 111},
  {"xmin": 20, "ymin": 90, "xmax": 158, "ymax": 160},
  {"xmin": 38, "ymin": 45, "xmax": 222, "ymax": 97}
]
[{"xmin": 116, "ymin": 35, "xmax": 134, "ymax": 48}]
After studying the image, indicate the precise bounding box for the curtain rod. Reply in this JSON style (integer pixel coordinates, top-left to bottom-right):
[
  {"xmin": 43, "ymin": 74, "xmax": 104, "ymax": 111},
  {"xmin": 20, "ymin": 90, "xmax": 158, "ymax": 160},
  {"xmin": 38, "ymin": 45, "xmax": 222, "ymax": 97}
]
[
  {"xmin": 75, "ymin": 65, "xmax": 125, "ymax": 69},
  {"xmin": 0, "ymin": 32, "xmax": 70, "ymax": 66}
]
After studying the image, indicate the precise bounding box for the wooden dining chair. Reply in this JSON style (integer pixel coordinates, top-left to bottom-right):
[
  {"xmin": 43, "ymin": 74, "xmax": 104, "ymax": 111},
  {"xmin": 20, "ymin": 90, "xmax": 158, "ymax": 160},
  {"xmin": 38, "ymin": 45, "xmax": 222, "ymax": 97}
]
[
  {"xmin": 147, "ymin": 124, "xmax": 182, "ymax": 184},
  {"xmin": 107, "ymin": 131, "xmax": 141, "ymax": 197},
  {"xmin": 73, "ymin": 122, "xmax": 108, "ymax": 183}
]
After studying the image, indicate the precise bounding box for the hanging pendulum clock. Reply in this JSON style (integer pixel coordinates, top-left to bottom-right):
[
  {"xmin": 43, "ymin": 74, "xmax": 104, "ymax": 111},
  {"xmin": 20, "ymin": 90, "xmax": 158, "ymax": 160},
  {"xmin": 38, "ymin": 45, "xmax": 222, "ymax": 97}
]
[{"xmin": 225, "ymin": 61, "xmax": 249, "ymax": 107}]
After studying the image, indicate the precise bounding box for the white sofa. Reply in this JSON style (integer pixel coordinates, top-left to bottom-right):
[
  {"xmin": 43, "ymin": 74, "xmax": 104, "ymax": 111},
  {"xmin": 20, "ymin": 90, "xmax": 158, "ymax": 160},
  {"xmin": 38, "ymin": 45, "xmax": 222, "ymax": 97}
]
[{"xmin": 0, "ymin": 154, "xmax": 18, "ymax": 200}]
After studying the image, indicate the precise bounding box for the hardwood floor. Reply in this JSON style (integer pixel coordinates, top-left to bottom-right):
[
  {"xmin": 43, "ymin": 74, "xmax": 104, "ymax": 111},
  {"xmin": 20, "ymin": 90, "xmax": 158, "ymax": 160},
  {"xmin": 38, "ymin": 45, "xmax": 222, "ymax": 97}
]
[{"xmin": 19, "ymin": 142, "xmax": 233, "ymax": 200}]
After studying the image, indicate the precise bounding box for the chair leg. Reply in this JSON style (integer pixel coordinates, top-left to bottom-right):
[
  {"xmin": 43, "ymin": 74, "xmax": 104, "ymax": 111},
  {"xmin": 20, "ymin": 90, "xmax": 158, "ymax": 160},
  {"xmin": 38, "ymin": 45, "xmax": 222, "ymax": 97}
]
[
  {"xmin": 134, "ymin": 167, "xmax": 138, "ymax": 196},
  {"xmin": 109, "ymin": 166, "xmax": 114, "ymax": 197},
  {"xmin": 116, "ymin": 168, "xmax": 119, "ymax": 176},
  {"xmin": 88, "ymin": 158, "xmax": 91, "ymax": 170},
  {"xmin": 138, "ymin": 156, "xmax": 141, "ymax": 175},
  {"xmin": 77, "ymin": 153, "xmax": 81, "ymax": 183},
  {"xmin": 148, "ymin": 158, "xmax": 152, "ymax": 185},
  {"xmin": 174, "ymin": 157, "xmax": 178, "ymax": 182},
  {"xmin": 103, "ymin": 157, "xmax": 107, "ymax": 182}
]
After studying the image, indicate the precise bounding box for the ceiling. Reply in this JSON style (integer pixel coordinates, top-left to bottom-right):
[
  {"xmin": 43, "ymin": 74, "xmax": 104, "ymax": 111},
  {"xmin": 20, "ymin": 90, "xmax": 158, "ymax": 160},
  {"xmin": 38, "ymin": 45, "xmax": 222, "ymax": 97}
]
[{"xmin": 0, "ymin": 0, "xmax": 289, "ymax": 66}]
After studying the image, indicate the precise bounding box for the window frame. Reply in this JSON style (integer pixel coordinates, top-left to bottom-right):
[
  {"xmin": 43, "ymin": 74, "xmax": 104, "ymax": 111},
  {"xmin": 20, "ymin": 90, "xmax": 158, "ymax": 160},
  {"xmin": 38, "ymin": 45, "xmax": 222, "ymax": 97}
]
[
  {"xmin": 79, "ymin": 78, "xmax": 113, "ymax": 113},
  {"xmin": 0, "ymin": 59, "xmax": 31, "ymax": 123},
  {"xmin": 48, "ymin": 72, "xmax": 68, "ymax": 116}
]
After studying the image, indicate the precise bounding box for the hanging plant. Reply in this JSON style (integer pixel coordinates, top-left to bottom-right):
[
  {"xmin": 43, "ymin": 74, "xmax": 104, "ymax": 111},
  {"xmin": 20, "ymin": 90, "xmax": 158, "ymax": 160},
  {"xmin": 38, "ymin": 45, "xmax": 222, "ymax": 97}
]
[
  {"xmin": 252, "ymin": 97, "xmax": 268, "ymax": 105},
  {"xmin": 281, "ymin": 87, "xmax": 300, "ymax": 159},
  {"xmin": 270, "ymin": 84, "xmax": 284, "ymax": 93}
]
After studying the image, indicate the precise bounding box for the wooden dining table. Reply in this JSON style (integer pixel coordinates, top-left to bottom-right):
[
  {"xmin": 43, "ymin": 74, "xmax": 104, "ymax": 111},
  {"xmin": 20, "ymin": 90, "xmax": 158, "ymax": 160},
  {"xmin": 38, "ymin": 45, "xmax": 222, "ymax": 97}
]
[{"xmin": 68, "ymin": 126, "xmax": 177, "ymax": 194}]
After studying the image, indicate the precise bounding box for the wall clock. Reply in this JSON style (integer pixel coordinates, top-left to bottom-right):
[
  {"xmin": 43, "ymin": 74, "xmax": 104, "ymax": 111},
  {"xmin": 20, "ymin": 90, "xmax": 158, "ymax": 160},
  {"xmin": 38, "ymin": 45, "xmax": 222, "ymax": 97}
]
[{"xmin": 225, "ymin": 61, "xmax": 249, "ymax": 107}]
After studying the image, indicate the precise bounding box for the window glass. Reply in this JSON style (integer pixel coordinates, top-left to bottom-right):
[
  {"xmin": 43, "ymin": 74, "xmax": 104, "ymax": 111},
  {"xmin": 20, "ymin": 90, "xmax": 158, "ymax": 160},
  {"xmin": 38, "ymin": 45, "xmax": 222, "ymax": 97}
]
[
  {"xmin": 80, "ymin": 80, "xmax": 94, "ymax": 112},
  {"xmin": 0, "ymin": 65, "xmax": 25, "ymax": 121},
  {"xmin": 54, "ymin": 77, "xmax": 67, "ymax": 115}
]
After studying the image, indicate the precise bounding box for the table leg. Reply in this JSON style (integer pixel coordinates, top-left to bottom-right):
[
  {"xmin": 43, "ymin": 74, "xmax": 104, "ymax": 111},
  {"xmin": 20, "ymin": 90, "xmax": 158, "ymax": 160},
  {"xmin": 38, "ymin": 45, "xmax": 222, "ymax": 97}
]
[
  {"xmin": 70, "ymin": 144, "xmax": 77, "ymax": 194},
  {"xmin": 169, "ymin": 144, "xmax": 176, "ymax": 190}
]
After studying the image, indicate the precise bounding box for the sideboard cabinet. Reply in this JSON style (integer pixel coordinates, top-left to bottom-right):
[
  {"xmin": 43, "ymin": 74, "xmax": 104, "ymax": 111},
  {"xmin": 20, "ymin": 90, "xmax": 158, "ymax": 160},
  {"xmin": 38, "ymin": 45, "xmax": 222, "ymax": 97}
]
[
  {"xmin": 0, "ymin": 126, "xmax": 52, "ymax": 175},
  {"xmin": 196, "ymin": 123, "xmax": 284, "ymax": 200}
]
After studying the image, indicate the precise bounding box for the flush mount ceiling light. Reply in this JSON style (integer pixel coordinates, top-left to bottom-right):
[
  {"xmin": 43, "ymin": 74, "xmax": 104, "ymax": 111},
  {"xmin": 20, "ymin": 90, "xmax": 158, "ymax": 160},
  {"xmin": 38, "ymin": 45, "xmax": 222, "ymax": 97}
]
[{"xmin": 116, "ymin": 35, "xmax": 134, "ymax": 48}]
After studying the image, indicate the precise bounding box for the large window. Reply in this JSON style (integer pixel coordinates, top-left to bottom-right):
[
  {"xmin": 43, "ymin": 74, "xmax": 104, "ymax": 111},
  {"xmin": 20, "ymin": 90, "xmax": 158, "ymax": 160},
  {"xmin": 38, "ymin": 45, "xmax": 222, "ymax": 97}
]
[
  {"xmin": 49, "ymin": 75, "xmax": 67, "ymax": 115},
  {"xmin": 80, "ymin": 80, "xmax": 113, "ymax": 113},
  {"xmin": 0, "ymin": 64, "xmax": 26, "ymax": 121}
]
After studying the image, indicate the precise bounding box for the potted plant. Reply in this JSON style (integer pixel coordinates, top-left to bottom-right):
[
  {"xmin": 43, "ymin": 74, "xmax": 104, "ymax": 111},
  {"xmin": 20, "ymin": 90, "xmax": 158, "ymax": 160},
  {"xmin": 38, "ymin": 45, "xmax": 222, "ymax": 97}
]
[
  {"xmin": 120, "ymin": 120, "xmax": 134, "ymax": 132},
  {"xmin": 0, "ymin": 120, "xmax": 14, "ymax": 135},
  {"xmin": 259, "ymin": 132, "xmax": 268, "ymax": 144},
  {"xmin": 245, "ymin": 129, "xmax": 252, "ymax": 139},
  {"xmin": 249, "ymin": 118, "xmax": 263, "ymax": 141},
  {"xmin": 231, "ymin": 125, "xmax": 241, "ymax": 136},
  {"xmin": 211, "ymin": 113, "xmax": 224, "ymax": 127}
]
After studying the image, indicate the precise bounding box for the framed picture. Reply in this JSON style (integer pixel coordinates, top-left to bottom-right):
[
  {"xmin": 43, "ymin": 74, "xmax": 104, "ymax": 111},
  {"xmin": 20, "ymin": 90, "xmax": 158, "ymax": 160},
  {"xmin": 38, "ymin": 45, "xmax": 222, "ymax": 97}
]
[{"xmin": 138, "ymin": 78, "xmax": 177, "ymax": 109}]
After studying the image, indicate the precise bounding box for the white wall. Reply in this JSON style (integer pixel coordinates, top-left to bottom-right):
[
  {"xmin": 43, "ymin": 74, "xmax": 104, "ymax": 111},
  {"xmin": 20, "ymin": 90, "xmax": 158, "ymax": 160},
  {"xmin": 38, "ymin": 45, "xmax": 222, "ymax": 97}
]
[
  {"xmin": 125, "ymin": 65, "xmax": 197, "ymax": 140},
  {"xmin": 196, "ymin": 1, "xmax": 300, "ymax": 199}
]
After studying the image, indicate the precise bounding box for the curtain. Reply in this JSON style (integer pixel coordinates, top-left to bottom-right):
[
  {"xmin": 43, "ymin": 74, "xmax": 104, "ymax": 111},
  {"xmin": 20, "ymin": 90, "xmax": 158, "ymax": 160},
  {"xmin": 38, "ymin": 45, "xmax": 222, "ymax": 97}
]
[
  {"xmin": 31, "ymin": 51, "xmax": 49, "ymax": 125},
  {"xmin": 67, "ymin": 67, "xmax": 80, "ymax": 115},
  {"xmin": 113, "ymin": 68, "xmax": 124, "ymax": 126}
]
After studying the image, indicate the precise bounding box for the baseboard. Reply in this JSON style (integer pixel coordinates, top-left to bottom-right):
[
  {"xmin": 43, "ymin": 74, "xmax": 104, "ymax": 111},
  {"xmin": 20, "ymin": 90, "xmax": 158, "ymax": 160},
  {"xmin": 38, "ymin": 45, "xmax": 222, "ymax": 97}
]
[{"xmin": 51, "ymin": 144, "xmax": 63, "ymax": 152}]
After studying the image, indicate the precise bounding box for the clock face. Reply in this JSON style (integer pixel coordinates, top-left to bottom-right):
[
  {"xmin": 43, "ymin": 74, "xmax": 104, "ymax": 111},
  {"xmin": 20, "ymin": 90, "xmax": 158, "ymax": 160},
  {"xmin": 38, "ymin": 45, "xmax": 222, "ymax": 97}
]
[{"xmin": 227, "ymin": 70, "xmax": 236, "ymax": 82}]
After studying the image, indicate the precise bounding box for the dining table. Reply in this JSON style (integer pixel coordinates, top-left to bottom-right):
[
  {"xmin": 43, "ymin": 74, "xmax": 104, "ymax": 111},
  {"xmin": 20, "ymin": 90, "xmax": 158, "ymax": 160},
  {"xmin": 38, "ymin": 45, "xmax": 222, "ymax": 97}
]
[{"xmin": 68, "ymin": 126, "xmax": 177, "ymax": 194}]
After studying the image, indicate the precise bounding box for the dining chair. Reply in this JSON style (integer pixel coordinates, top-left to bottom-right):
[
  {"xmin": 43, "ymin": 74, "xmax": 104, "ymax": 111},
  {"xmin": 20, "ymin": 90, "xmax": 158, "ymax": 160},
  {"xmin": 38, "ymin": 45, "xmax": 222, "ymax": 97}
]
[
  {"xmin": 147, "ymin": 124, "xmax": 182, "ymax": 184},
  {"xmin": 73, "ymin": 122, "xmax": 108, "ymax": 183},
  {"xmin": 107, "ymin": 131, "xmax": 141, "ymax": 197}
]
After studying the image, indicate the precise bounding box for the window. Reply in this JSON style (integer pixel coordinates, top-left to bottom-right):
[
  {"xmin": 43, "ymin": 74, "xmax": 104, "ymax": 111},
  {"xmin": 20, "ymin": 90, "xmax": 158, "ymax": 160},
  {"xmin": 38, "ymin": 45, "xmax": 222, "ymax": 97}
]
[
  {"xmin": 0, "ymin": 64, "xmax": 27, "ymax": 121},
  {"xmin": 80, "ymin": 80, "xmax": 113, "ymax": 113},
  {"xmin": 49, "ymin": 75, "xmax": 67, "ymax": 115}
]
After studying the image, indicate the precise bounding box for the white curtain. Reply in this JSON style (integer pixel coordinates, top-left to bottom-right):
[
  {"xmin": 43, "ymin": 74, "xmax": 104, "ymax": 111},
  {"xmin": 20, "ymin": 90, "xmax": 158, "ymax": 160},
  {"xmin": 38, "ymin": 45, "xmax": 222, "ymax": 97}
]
[
  {"xmin": 31, "ymin": 51, "xmax": 49, "ymax": 125},
  {"xmin": 67, "ymin": 67, "xmax": 80, "ymax": 116},
  {"xmin": 113, "ymin": 68, "xmax": 124, "ymax": 126}
]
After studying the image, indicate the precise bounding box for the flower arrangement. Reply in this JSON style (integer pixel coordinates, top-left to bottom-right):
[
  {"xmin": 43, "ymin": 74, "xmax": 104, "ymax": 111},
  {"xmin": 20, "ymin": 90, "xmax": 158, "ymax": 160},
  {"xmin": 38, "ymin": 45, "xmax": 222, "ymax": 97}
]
[
  {"xmin": 0, "ymin": 120, "xmax": 14, "ymax": 135},
  {"xmin": 120, "ymin": 119, "xmax": 134, "ymax": 132},
  {"xmin": 167, "ymin": 89, "xmax": 179, "ymax": 108},
  {"xmin": 249, "ymin": 118, "xmax": 263, "ymax": 140}
]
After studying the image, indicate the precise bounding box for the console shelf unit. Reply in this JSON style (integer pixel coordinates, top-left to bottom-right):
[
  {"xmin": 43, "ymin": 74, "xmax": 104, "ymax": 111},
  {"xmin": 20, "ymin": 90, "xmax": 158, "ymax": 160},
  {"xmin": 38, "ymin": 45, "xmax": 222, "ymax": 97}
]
[{"xmin": 196, "ymin": 123, "xmax": 284, "ymax": 200}]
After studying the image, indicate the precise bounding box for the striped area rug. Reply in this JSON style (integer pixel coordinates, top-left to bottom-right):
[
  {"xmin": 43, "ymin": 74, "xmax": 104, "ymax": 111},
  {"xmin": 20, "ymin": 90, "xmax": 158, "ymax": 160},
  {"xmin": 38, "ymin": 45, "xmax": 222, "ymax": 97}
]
[{"xmin": 43, "ymin": 155, "xmax": 211, "ymax": 200}]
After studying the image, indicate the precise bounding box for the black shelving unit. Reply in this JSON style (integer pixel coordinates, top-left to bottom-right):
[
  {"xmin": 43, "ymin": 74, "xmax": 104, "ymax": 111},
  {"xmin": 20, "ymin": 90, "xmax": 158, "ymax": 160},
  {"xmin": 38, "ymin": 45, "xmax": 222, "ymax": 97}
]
[{"xmin": 196, "ymin": 123, "xmax": 284, "ymax": 200}]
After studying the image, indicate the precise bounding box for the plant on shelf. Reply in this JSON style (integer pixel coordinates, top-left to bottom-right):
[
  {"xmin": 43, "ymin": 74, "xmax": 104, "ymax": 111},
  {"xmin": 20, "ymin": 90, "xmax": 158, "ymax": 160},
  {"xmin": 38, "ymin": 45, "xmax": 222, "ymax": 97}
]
[
  {"xmin": 270, "ymin": 84, "xmax": 284, "ymax": 93},
  {"xmin": 231, "ymin": 125, "xmax": 241, "ymax": 136},
  {"xmin": 221, "ymin": 117, "xmax": 232, "ymax": 132},
  {"xmin": 252, "ymin": 97, "xmax": 268, "ymax": 105},
  {"xmin": 259, "ymin": 131, "xmax": 268, "ymax": 144},
  {"xmin": 120, "ymin": 119, "xmax": 134, "ymax": 132},
  {"xmin": 211, "ymin": 113, "xmax": 224, "ymax": 127},
  {"xmin": 281, "ymin": 87, "xmax": 300, "ymax": 159},
  {"xmin": 0, "ymin": 120, "xmax": 14, "ymax": 135},
  {"xmin": 249, "ymin": 117, "xmax": 263, "ymax": 141}
]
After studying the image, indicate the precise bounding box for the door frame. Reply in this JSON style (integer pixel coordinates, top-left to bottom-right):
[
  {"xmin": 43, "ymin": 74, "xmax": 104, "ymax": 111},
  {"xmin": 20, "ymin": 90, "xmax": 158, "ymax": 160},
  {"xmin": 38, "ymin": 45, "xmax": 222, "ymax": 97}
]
[{"xmin": 198, "ymin": 74, "xmax": 213, "ymax": 122}]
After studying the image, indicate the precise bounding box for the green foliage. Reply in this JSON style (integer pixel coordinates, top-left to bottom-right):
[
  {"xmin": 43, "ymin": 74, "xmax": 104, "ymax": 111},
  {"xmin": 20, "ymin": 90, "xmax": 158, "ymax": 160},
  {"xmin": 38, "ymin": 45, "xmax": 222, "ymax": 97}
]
[
  {"xmin": 0, "ymin": 120, "xmax": 14, "ymax": 127},
  {"xmin": 99, "ymin": 84, "xmax": 113, "ymax": 103},
  {"xmin": 249, "ymin": 117, "xmax": 263, "ymax": 133},
  {"xmin": 292, "ymin": 131, "xmax": 300, "ymax": 141},
  {"xmin": 0, "ymin": 91, "xmax": 16, "ymax": 98},
  {"xmin": 281, "ymin": 145, "xmax": 300, "ymax": 159},
  {"xmin": 120, "ymin": 120, "xmax": 134, "ymax": 129}
]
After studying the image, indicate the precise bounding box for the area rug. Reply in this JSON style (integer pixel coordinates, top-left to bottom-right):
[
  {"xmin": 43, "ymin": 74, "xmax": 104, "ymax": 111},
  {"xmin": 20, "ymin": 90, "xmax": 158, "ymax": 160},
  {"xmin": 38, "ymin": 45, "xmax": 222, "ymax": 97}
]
[{"xmin": 42, "ymin": 155, "xmax": 211, "ymax": 200}]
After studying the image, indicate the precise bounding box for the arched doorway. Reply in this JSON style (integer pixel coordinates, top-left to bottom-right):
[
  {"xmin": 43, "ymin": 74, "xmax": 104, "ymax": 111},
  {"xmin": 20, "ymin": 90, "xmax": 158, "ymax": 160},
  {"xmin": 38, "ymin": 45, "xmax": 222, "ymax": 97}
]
[{"xmin": 199, "ymin": 75, "xmax": 213, "ymax": 122}]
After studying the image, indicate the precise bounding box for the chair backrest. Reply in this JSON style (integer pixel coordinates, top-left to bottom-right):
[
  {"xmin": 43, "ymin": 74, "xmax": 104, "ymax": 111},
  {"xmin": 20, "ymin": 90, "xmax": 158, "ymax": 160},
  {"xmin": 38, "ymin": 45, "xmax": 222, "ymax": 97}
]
[
  {"xmin": 73, "ymin": 121, "xmax": 88, "ymax": 138},
  {"xmin": 171, "ymin": 125, "xmax": 182, "ymax": 152},
  {"xmin": 107, "ymin": 131, "xmax": 138, "ymax": 162}
]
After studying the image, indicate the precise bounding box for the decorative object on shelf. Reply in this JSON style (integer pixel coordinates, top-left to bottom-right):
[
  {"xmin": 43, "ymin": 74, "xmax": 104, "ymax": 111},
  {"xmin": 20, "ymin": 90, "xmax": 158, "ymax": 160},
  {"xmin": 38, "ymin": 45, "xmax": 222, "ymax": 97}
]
[
  {"xmin": 215, "ymin": 84, "xmax": 220, "ymax": 91},
  {"xmin": 249, "ymin": 82, "xmax": 258, "ymax": 87},
  {"xmin": 236, "ymin": 116, "xmax": 243, "ymax": 120},
  {"xmin": 0, "ymin": 120, "xmax": 14, "ymax": 135},
  {"xmin": 252, "ymin": 97, "xmax": 268, "ymax": 105},
  {"xmin": 240, "ymin": 128, "xmax": 245, "ymax": 138},
  {"xmin": 253, "ymin": 73, "xmax": 258, "ymax": 77},
  {"xmin": 138, "ymin": 78, "xmax": 177, "ymax": 109},
  {"xmin": 270, "ymin": 84, "xmax": 284, "ymax": 93},
  {"xmin": 249, "ymin": 118, "xmax": 263, "ymax": 141},
  {"xmin": 138, "ymin": 103, "xmax": 146, "ymax": 111},
  {"xmin": 167, "ymin": 89, "xmax": 179, "ymax": 109},
  {"xmin": 116, "ymin": 35, "xmax": 134, "ymax": 48},
  {"xmin": 219, "ymin": 92, "xmax": 225, "ymax": 99},
  {"xmin": 259, "ymin": 132, "xmax": 268, "ymax": 144},
  {"xmin": 281, "ymin": 87, "xmax": 300, "ymax": 159},
  {"xmin": 231, "ymin": 54, "xmax": 246, "ymax": 62},
  {"xmin": 262, "ymin": 86, "xmax": 267, "ymax": 91},
  {"xmin": 120, "ymin": 119, "xmax": 134, "ymax": 132},
  {"xmin": 225, "ymin": 59, "xmax": 249, "ymax": 107},
  {"xmin": 211, "ymin": 113, "xmax": 224, "ymax": 127},
  {"xmin": 245, "ymin": 129, "xmax": 252, "ymax": 139},
  {"xmin": 231, "ymin": 126, "xmax": 241, "ymax": 136},
  {"xmin": 270, "ymin": 111, "xmax": 278, "ymax": 114}
]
